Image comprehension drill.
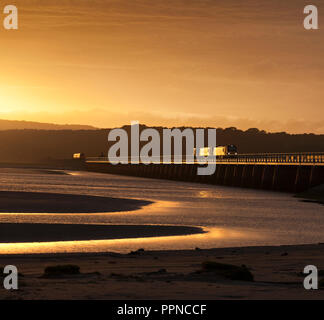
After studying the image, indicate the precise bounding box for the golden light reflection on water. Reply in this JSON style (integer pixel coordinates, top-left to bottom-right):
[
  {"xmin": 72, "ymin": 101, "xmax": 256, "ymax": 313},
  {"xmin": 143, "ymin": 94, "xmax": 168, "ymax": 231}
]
[
  {"xmin": 0, "ymin": 227, "xmax": 266, "ymax": 255},
  {"xmin": 197, "ymin": 191, "xmax": 211, "ymax": 198},
  {"xmin": 108, "ymin": 200, "xmax": 180, "ymax": 216}
]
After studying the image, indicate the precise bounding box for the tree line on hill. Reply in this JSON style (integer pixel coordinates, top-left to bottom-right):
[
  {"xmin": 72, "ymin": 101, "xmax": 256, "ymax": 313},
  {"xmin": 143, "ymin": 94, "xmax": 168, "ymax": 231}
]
[{"xmin": 0, "ymin": 125, "xmax": 323, "ymax": 164}]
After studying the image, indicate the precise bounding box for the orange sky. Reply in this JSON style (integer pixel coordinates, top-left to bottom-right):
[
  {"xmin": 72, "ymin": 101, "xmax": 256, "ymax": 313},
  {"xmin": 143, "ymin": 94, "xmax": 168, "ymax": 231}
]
[{"xmin": 0, "ymin": 0, "xmax": 323, "ymax": 133}]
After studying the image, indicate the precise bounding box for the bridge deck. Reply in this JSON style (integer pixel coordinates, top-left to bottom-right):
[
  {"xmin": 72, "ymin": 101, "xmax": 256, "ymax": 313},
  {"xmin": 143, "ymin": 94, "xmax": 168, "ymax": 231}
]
[{"xmin": 86, "ymin": 152, "xmax": 324, "ymax": 166}]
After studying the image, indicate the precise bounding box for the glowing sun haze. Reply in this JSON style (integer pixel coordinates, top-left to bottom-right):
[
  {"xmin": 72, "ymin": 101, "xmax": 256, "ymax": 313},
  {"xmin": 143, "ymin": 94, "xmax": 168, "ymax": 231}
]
[{"xmin": 0, "ymin": 0, "xmax": 323, "ymax": 133}]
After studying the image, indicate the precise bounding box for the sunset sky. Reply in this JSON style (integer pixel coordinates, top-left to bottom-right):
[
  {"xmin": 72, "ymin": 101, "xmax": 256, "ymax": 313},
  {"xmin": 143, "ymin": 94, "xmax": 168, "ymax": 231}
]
[{"xmin": 0, "ymin": 0, "xmax": 323, "ymax": 133}]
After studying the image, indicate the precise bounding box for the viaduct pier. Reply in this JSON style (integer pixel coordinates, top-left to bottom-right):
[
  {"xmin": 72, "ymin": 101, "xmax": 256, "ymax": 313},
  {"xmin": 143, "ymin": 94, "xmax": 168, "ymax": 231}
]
[{"xmin": 85, "ymin": 152, "xmax": 324, "ymax": 193}]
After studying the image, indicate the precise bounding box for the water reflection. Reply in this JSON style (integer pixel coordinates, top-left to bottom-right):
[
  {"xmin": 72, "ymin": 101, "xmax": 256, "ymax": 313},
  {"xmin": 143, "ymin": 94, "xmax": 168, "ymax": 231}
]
[
  {"xmin": 197, "ymin": 190, "xmax": 213, "ymax": 198},
  {"xmin": 0, "ymin": 168, "xmax": 323, "ymax": 254}
]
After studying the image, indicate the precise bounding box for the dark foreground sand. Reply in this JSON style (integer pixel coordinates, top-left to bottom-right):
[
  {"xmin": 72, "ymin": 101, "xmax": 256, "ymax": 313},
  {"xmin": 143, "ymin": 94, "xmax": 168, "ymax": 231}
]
[
  {"xmin": 0, "ymin": 191, "xmax": 151, "ymax": 213},
  {"xmin": 1, "ymin": 244, "xmax": 324, "ymax": 300},
  {"xmin": 0, "ymin": 223, "xmax": 204, "ymax": 243}
]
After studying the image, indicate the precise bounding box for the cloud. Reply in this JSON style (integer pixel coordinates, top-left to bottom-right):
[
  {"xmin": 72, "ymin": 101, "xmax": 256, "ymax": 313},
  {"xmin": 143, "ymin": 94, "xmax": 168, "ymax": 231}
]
[{"xmin": 1, "ymin": 0, "xmax": 323, "ymax": 133}]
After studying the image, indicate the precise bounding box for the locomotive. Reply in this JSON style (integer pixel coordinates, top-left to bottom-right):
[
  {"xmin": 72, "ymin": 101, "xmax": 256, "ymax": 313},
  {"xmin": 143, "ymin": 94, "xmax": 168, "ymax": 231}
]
[{"xmin": 194, "ymin": 145, "xmax": 238, "ymax": 157}]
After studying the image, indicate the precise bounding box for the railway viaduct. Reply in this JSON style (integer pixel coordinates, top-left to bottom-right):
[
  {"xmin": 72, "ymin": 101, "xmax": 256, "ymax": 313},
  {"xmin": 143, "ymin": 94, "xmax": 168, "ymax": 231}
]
[{"xmin": 84, "ymin": 152, "xmax": 324, "ymax": 193}]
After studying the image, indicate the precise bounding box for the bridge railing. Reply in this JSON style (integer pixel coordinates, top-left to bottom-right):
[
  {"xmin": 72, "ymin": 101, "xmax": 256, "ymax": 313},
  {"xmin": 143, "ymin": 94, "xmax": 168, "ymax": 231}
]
[
  {"xmin": 86, "ymin": 152, "xmax": 324, "ymax": 165},
  {"xmin": 218, "ymin": 152, "xmax": 324, "ymax": 164}
]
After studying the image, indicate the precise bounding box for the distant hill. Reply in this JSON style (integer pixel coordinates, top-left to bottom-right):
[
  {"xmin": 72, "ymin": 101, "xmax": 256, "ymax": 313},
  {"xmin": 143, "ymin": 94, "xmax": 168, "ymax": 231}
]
[
  {"xmin": 0, "ymin": 119, "xmax": 97, "ymax": 130},
  {"xmin": 0, "ymin": 124, "xmax": 324, "ymax": 164}
]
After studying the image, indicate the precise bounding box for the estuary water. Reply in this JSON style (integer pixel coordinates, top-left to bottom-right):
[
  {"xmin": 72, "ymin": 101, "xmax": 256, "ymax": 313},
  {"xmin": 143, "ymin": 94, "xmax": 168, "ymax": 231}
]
[{"xmin": 0, "ymin": 167, "xmax": 323, "ymax": 254}]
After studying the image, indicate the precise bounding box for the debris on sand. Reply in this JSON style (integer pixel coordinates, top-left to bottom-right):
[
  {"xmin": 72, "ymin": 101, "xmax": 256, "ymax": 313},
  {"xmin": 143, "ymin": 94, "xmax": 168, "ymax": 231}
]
[
  {"xmin": 200, "ymin": 261, "xmax": 254, "ymax": 282},
  {"xmin": 43, "ymin": 265, "xmax": 80, "ymax": 277}
]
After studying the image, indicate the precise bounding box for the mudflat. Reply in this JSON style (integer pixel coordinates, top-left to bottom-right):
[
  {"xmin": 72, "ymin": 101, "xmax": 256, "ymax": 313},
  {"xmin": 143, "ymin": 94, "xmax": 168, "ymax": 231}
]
[
  {"xmin": 0, "ymin": 223, "xmax": 204, "ymax": 243},
  {"xmin": 0, "ymin": 191, "xmax": 152, "ymax": 213}
]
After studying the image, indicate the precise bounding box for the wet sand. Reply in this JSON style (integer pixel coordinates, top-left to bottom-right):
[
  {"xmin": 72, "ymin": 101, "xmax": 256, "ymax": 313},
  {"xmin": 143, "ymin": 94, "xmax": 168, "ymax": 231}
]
[
  {"xmin": 0, "ymin": 190, "xmax": 203, "ymax": 242},
  {"xmin": 0, "ymin": 190, "xmax": 323, "ymax": 299},
  {"xmin": 1, "ymin": 244, "xmax": 324, "ymax": 300},
  {"xmin": 0, "ymin": 191, "xmax": 152, "ymax": 213},
  {"xmin": 0, "ymin": 223, "xmax": 204, "ymax": 243},
  {"xmin": 0, "ymin": 191, "xmax": 203, "ymax": 242}
]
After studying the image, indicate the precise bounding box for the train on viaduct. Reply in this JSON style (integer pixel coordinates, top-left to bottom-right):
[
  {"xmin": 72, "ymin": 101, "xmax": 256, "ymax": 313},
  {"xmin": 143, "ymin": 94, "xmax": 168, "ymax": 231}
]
[{"xmin": 83, "ymin": 150, "xmax": 324, "ymax": 193}]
